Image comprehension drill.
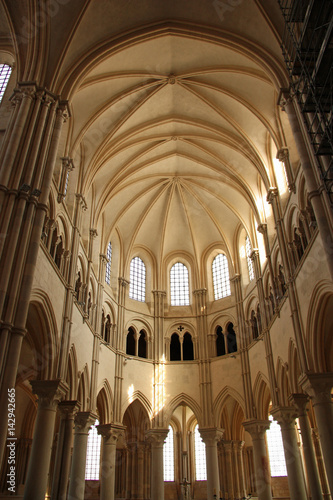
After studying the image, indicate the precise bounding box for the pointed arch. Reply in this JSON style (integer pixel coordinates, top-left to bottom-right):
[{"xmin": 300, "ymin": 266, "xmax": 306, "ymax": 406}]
[
  {"xmin": 67, "ymin": 344, "xmax": 79, "ymax": 400},
  {"xmin": 276, "ymin": 357, "xmax": 291, "ymax": 407},
  {"xmin": 96, "ymin": 380, "xmax": 113, "ymax": 424},
  {"xmin": 252, "ymin": 372, "xmax": 271, "ymax": 420},
  {"xmin": 77, "ymin": 364, "xmax": 90, "ymax": 411},
  {"xmin": 121, "ymin": 391, "xmax": 153, "ymax": 424},
  {"xmin": 165, "ymin": 393, "xmax": 203, "ymax": 428}
]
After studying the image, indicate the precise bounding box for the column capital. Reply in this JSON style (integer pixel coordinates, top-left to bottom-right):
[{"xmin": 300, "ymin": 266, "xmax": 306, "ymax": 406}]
[
  {"xmin": 152, "ymin": 290, "xmax": 167, "ymax": 297},
  {"xmin": 89, "ymin": 228, "xmax": 98, "ymax": 239},
  {"xmin": 145, "ymin": 428, "xmax": 169, "ymax": 446},
  {"xmin": 288, "ymin": 393, "xmax": 309, "ymax": 416},
  {"xmin": 199, "ymin": 427, "xmax": 224, "ymax": 446},
  {"xmin": 118, "ymin": 277, "xmax": 130, "ymax": 287},
  {"xmin": 270, "ymin": 406, "xmax": 298, "ymax": 428},
  {"xmin": 277, "ymin": 87, "xmax": 293, "ymax": 110},
  {"xmin": 243, "ymin": 419, "xmax": 270, "ymax": 439},
  {"xmin": 74, "ymin": 411, "xmax": 98, "ymax": 433},
  {"xmin": 299, "ymin": 372, "xmax": 333, "ymax": 403},
  {"xmin": 58, "ymin": 400, "xmax": 81, "ymax": 418},
  {"xmin": 230, "ymin": 273, "xmax": 241, "ymax": 283},
  {"xmin": 30, "ymin": 379, "xmax": 68, "ymax": 410},
  {"xmin": 276, "ymin": 147, "xmax": 289, "ymax": 162},
  {"xmin": 61, "ymin": 156, "xmax": 74, "ymax": 171},
  {"xmin": 75, "ymin": 193, "xmax": 88, "ymax": 212},
  {"xmin": 267, "ymin": 187, "xmax": 279, "ymax": 204},
  {"xmin": 193, "ymin": 288, "xmax": 207, "ymax": 296},
  {"xmin": 257, "ymin": 223, "xmax": 267, "ymax": 235},
  {"xmin": 97, "ymin": 423, "xmax": 125, "ymax": 443}
]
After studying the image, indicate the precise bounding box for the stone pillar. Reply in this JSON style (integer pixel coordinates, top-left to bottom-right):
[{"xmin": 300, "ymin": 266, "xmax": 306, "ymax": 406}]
[
  {"xmin": 67, "ymin": 411, "xmax": 97, "ymax": 500},
  {"xmin": 290, "ymin": 394, "xmax": 323, "ymax": 500},
  {"xmin": 300, "ymin": 372, "xmax": 333, "ymax": 497},
  {"xmin": 236, "ymin": 440, "xmax": 247, "ymax": 499},
  {"xmin": 23, "ymin": 380, "xmax": 67, "ymax": 500},
  {"xmin": 146, "ymin": 428, "xmax": 169, "ymax": 500},
  {"xmin": 271, "ymin": 407, "xmax": 307, "ymax": 500},
  {"xmin": 243, "ymin": 420, "xmax": 272, "ymax": 500},
  {"xmin": 137, "ymin": 442, "xmax": 145, "ymax": 499},
  {"xmin": 97, "ymin": 423, "xmax": 125, "ymax": 500},
  {"xmin": 51, "ymin": 400, "xmax": 80, "ymax": 500},
  {"xmin": 199, "ymin": 428, "xmax": 223, "ymax": 499},
  {"xmin": 223, "ymin": 441, "xmax": 234, "ymax": 499}
]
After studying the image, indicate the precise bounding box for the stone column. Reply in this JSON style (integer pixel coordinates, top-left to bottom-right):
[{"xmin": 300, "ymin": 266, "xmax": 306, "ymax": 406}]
[
  {"xmin": 290, "ymin": 394, "xmax": 323, "ymax": 500},
  {"xmin": 223, "ymin": 441, "xmax": 234, "ymax": 499},
  {"xmin": 146, "ymin": 428, "xmax": 169, "ymax": 500},
  {"xmin": 51, "ymin": 400, "xmax": 80, "ymax": 500},
  {"xmin": 137, "ymin": 442, "xmax": 145, "ymax": 499},
  {"xmin": 270, "ymin": 407, "xmax": 307, "ymax": 500},
  {"xmin": 67, "ymin": 411, "xmax": 97, "ymax": 500},
  {"xmin": 97, "ymin": 423, "xmax": 125, "ymax": 500},
  {"xmin": 199, "ymin": 428, "xmax": 223, "ymax": 499},
  {"xmin": 243, "ymin": 420, "xmax": 272, "ymax": 500},
  {"xmin": 300, "ymin": 372, "xmax": 333, "ymax": 497},
  {"xmin": 236, "ymin": 440, "xmax": 247, "ymax": 499},
  {"xmin": 23, "ymin": 380, "xmax": 68, "ymax": 500}
]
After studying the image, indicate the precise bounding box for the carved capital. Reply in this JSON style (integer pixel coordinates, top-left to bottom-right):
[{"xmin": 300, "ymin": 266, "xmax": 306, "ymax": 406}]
[
  {"xmin": 30, "ymin": 379, "xmax": 68, "ymax": 410},
  {"xmin": 58, "ymin": 400, "xmax": 81, "ymax": 419},
  {"xmin": 118, "ymin": 277, "xmax": 130, "ymax": 287},
  {"xmin": 270, "ymin": 406, "xmax": 298, "ymax": 429},
  {"xmin": 288, "ymin": 393, "xmax": 309, "ymax": 416},
  {"xmin": 145, "ymin": 428, "xmax": 169, "ymax": 446},
  {"xmin": 199, "ymin": 427, "xmax": 224, "ymax": 446},
  {"xmin": 243, "ymin": 419, "xmax": 270, "ymax": 439},
  {"xmin": 74, "ymin": 411, "xmax": 98, "ymax": 433},
  {"xmin": 299, "ymin": 372, "xmax": 333, "ymax": 404},
  {"xmin": 97, "ymin": 423, "xmax": 125, "ymax": 444}
]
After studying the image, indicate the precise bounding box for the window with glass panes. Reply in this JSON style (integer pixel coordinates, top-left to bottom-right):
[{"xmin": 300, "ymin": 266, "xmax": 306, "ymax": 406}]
[
  {"xmin": 212, "ymin": 253, "xmax": 231, "ymax": 299},
  {"xmin": 129, "ymin": 257, "xmax": 146, "ymax": 301},
  {"xmin": 0, "ymin": 64, "xmax": 12, "ymax": 103},
  {"xmin": 246, "ymin": 236, "xmax": 255, "ymax": 281},
  {"xmin": 105, "ymin": 242, "xmax": 112, "ymax": 284},
  {"xmin": 163, "ymin": 425, "xmax": 174, "ymax": 481},
  {"xmin": 194, "ymin": 424, "xmax": 207, "ymax": 480},
  {"xmin": 85, "ymin": 420, "xmax": 101, "ymax": 480},
  {"xmin": 266, "ymin": 415, "xmax": 287, "ymax": 476},
  {"xmin": 170, "ymin": 262, "xmax": 189, "ymax": 306}
]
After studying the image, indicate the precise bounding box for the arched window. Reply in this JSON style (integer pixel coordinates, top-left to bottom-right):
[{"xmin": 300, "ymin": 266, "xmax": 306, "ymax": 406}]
[
  {"xmin": 0, "ymin": 64, "xmax": 12, "ymax": 103},
  {"xmin": 246, "ymin": 236, "xmax": 255, "ymax": 281},
  {"xmin": 129, "ymin": 257, "xmax": 146, "ymax": 302},
  {"xmin": 267, "ymin": 415, "xmax": 287, "ymax": 476},
  {"xmin": 212, "ymin": 254, "xmax": 231, "ymax": 299},
  {"xmin": 85, "ymin": 419, "xmax": 101, "ymax": 480},
  {"xmin": 126, "ymin": 327, "xmax": 135, "ymax": 356},
  {"xmin": 105, "ymin": 242, "xmax": 112, "ymax": 284},
  {"xmin": 170, "ymin": 262, "xmax": 189, "ymax": 306},
  {"xmin": 170, "ymin": 333, "xmax": 181, "ymax": 361},
  {"xmin": 194, "ymin": 425, "xmax": 207, "ymax": 481},
  {"xmin": 104, "ymin": 314, "xmax": 111, "ymax": 343},
  {"xmin": 251, "ymin": 310, "xmax": 258, "ymax": 340},
  {"xmin": 138, "ymin": 329, "xmax": 147, "ymax": 358},
  {"xmin": 163, "ymin": 425, "xmax": 174, "ymax": 481},
  {"xmin": 216, "ymin": 325, "xmax": 225, "ymax": 356},
  {"xmin": 227, "ymin": 322, "xmax": 237, "ymax": 353},
  {"xmin": 183, "ymin": 332, "xmax": 194, "ymax": 360}
]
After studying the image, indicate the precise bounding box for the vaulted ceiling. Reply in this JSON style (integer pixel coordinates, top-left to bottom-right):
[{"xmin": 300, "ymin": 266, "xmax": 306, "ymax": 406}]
[{"xmin": 0, "ymin": 0, "xmax": 293, "ymax": 274}]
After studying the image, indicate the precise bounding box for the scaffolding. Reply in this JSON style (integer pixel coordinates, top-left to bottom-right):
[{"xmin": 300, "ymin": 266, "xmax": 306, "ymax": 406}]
[{"xmin": 278, "ymin": 0, "xmax": 333, "ymax": 203}]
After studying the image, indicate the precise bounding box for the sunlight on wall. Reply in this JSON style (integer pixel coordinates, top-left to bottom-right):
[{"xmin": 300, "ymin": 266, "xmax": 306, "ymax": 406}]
[
  {"xmin": 256, "ymin": 229, "xmax": 266, "ymax": 267},
  {"xmin": 128, "ymin": 383, "xmax": 134, "ymax": 404},
  {"xmin": 152, "ymin": 355, "xmax": 166, "ymax": 418},
  {"xmin": 273, "ymin": 158, "xmax": 288, "ymax": 195},
  {"xmin": 240, "ymin": 245, "xmax": 246, "ymax": 259}
]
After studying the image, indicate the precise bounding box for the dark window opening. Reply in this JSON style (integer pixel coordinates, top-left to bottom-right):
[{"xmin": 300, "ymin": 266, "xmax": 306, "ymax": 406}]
[
  {"xmin": 126, "ymin": 327, "xmax": 135, "ymax": 356},
  {"xmin": 138, "ymin": 329, "xmax": 147, "ymax": 358},
  {"xmin": 227, "ymin": 323, "xmax": 237, "ymax": 353},
  {"xmin": 216, "ymin": 326, "xmax": 225, "ymax": 356},
  {"xmin": 170, "ymin": 333, "xmax": 181, "ymax": 361},
  {"xmin": 183, "ymin": 332, "xmax": 194, "ymax": 360}
]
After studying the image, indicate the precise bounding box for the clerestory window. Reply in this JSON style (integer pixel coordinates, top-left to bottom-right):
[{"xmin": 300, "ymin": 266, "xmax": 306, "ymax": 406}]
[
  {"xmin": 170, "ymin": 262, "xmax": 189, "ymax": 306},
  {"xmin": 246, "ymin": 236, "xmax": 255, "ymax": 281},
  {"xmin": 0, "ymin": 64, "xmax": 12, "ymax": 103},
  {"xmin": 129, "ymin": 257, "xmax": 146, "ymax": 302},
  {"xmin": 212, "ymin": 253, "xmax": 231, "ymax": 299},
  {"xmin": 105, "ymin": 242, "xmax": 112, "ymax": 284}
]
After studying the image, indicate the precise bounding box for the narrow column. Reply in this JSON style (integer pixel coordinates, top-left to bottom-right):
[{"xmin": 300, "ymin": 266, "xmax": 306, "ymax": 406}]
[
  {"xmin": 300, "ymin": 372, "xmax": 333, "ymax": 497},
  {"xmin": 223, "ymin": 441, "xmax": 234, "ymax": 499},
  {"xmin": 146, "ymin": 428, "xmax": 169, "ymax": 500},
  {"xmin": 23, "ymin": 380, "xmax": 68, "ymax": 500},
  {"xmin": 290, "ymin": 394, "xmax": 323, "ymax": 500},
  {"xmin": 236, "ymin": 440, "xmax": 247, "ymax": 499},
  {"xmin": 67, "ymin": 411, "xmax": 97, "ymax": 500},
  {"xmin": 97, "ymin": 423, "xmax": 125, "ymax": 500},
  {"xmin": 243, "ymin": 420, "xmax": 272, "ymax": 500},
  {"xmin": 199, "ymin": 428, "xmax": 223, "ymax": 499},
  {"xmin": 137, "ymin": 442, "xmax": 145, "ymax": 499},
  {"xmin": 271, "ymin": 407, "xmax": 307, "ymax": 500},
  {"xmin": 51, "ymin": 400, "xmax": 80, "ymax": 500}
]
